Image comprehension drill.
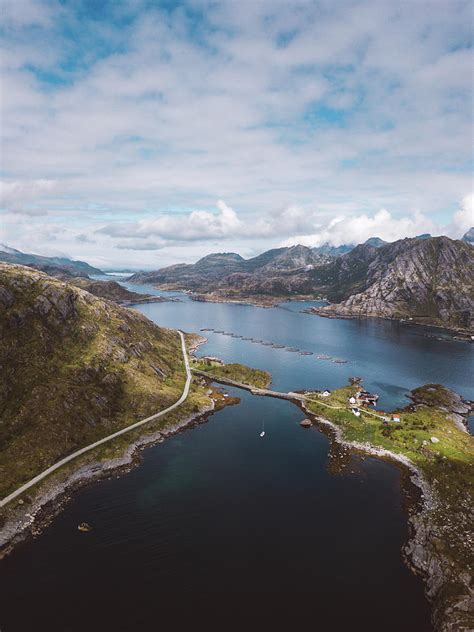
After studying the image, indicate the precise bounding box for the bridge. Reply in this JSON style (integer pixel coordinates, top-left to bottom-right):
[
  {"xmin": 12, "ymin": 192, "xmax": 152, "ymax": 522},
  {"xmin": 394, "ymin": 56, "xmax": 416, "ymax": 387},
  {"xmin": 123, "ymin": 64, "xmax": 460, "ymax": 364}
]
[{"xmin": 191, "ymin": 368, "xmax": 388, "ymax": 421}]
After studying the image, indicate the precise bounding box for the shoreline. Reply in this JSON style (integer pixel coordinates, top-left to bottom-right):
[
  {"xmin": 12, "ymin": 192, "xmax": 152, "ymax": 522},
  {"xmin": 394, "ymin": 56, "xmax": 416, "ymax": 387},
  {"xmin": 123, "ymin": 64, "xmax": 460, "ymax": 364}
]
[
  {"xmin": 147, "ymin": 284, "xmax": 473, "ymax": 339},
  {"xmin": 0, "ymin": 392, "xmax": 230, "ymax": 559},
  {"xmin": 297, "ymin": 401, "xmax": 472, "ymax": 632},
  {"xmin": 148, "ymin": 284, "xmax": 321, "ymax": 309},
  {"xmin": 307, "ymin": 307, "xmax": 473, "ymax": 341},
  {"xmin": 0, "ymin": 334, "xmax": 216, "ymax": 559}
]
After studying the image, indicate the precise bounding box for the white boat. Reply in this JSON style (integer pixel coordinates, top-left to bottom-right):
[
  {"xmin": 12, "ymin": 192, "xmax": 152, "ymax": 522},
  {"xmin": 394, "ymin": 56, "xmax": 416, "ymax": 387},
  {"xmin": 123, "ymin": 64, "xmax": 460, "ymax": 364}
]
[
  {"xmin": 260, "ymin": 431, "xmax": 265, "ymax": 437},
  {"xmin": 260, "ymin": 420, "xmax": 265, "ymax": 437}
]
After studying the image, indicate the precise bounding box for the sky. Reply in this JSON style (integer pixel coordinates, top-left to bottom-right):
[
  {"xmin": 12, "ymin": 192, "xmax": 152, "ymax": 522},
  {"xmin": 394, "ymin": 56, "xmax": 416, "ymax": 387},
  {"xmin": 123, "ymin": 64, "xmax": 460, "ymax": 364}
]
[{"xmin": 0, "ymin": 0, "xmax": 473, "ymax": 269}]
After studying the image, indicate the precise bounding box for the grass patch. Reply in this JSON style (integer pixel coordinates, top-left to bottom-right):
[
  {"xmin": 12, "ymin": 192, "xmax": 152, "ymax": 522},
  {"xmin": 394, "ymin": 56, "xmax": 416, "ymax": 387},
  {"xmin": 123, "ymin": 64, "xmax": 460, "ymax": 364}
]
[{"xmin": 191, "ymin": 358, "xmax": 271, "ymax": 389}]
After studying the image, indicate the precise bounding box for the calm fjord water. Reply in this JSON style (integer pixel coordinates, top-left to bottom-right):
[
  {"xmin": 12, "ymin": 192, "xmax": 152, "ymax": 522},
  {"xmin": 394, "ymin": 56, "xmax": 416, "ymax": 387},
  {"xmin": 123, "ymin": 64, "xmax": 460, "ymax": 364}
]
[{"xmin": 1, "ymin": 285, "xmax": 472, "ymax": 631}]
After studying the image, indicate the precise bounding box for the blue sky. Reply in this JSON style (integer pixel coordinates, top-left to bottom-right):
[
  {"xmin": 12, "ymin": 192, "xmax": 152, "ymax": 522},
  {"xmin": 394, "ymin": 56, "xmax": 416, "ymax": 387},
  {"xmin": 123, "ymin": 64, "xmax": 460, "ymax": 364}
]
[{"xmin": 0, "ymin": 0, "xmax": 473, "ymax": 267}]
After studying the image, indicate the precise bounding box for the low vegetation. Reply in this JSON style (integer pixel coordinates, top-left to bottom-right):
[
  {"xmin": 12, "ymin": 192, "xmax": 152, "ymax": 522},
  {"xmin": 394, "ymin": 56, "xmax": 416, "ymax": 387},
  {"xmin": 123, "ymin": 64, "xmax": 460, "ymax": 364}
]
[
  {"xmin": 191, "ymin": 357, "xmax": 271, "ymax": 389},
  {"xmin": 0, "ymin": 264, "xmax": 200, "ymax": 498}
]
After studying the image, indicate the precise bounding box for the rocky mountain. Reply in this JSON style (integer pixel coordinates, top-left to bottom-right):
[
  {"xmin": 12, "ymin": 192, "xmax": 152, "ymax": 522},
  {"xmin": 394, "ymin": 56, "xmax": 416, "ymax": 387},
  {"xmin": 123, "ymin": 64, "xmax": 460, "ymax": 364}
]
[
  {"xmin": 363, "ymin": 237, "xmax": 387, "ymax": 248},
  {"xmin": 0, "ymin": 263, "xmax": 192, "ymax": 498},
  {"xmin": 129, "ymin": 244, "xmax": 333, "ymax": 287},
  {"xmin": 129, "ymin": 236, "xmax": 473, "ymax": 331},
  {"xmin": 0, "ymin": 244, "xmax": 103, "ymax": 277},
  {"xmin": 311, "ymin": 242, "xmax": 353, "ymax": 256},
  {"xmin": 313, "ymin": 237, "xmax": 474, "ymax": 331},
  {"xmin": 462, "ymin": 227, "xmax": 474, "ymax": 245}
]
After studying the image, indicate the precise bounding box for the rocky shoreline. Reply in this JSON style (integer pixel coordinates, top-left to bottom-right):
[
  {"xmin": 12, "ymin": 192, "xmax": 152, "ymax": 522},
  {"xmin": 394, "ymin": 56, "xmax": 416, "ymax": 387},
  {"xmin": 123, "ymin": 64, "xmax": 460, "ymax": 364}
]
[
  {"xmin": 299, "ymin": 401, "xmax": 473, "ymax": 632},
  {"xmin": 0, "ymin": 395, "xmax": 226, "ymax": 558},
  {"xmin": 117, "ymin": 295, "xmax": 180, "ymax": 306},
  {"xmin": 152, "ymin": 285, "xmax": 321, "ymax": 308},
  {"xmin": 308, "ymin": 306, "xmax": 474, "ymax": 340}
]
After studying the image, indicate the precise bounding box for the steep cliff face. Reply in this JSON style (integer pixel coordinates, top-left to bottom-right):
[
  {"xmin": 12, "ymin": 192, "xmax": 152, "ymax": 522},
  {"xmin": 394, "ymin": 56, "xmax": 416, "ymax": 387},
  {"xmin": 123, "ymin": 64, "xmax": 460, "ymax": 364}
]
[
  {"xmin": 0, "ymin": 264, "xmax": 186, "ymax": 498},
  {"xmin": 315, "ymin": 237, "xmax": 474, "ymax": 331},
  {"xmin": 307, "ymin": 243, "xmax": 378, "ymax": 300}
]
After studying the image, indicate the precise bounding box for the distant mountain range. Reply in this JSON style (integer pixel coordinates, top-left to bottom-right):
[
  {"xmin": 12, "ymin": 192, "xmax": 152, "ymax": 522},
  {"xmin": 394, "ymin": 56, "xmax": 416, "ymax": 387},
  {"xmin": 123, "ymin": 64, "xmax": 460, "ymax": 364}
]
[
  {"xmin": 0, "ymin": 244, "xmax": 103, "ymax": 277},
  {"xmin": 2, "ymin": 230, "xmax": 472, "ymax": 332},
  {"xmin": 129, "ymin": 232, "xmax": 474, "ymax": 332}
]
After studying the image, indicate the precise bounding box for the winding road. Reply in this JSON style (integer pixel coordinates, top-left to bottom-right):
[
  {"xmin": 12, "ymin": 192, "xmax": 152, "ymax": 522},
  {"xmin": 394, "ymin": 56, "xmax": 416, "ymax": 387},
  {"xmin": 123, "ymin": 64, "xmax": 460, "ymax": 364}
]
[{"xmin": 0, "ymin": 330, "xmax": 192, "ymax": 508}]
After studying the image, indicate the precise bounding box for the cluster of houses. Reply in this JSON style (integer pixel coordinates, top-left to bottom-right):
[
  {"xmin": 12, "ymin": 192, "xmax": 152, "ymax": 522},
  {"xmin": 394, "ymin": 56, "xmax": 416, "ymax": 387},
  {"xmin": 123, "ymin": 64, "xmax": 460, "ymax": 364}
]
[
  {"xmin": 348, "ymin": 390, "xmax": 378, "ymax": 416},
  {"xmin": 347, "ymin": 390, "xmax": 400, "ymax": 422},
  {"xmin": 317, "ymin": 387, "xmax": 401, "ymax": 422}
]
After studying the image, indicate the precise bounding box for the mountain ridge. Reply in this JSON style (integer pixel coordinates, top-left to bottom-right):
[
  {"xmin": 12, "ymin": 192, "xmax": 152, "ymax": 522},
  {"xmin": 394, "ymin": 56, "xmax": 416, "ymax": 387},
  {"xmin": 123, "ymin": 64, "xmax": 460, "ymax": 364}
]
[
  {"xmin": 0, "ymin": 244, "xmax": 104, "ymax": 277},
  {"xmin": 312, "ymin": 237, "xmax": 474, "ymax": 331},
  {"xmin": 129, "ymin": 236, "xmax": 473, "ymax": 332}
]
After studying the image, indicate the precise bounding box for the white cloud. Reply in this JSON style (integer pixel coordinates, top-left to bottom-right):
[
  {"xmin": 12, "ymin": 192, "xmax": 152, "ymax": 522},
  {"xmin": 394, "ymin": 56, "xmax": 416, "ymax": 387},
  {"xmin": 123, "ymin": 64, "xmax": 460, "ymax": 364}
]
[
  {"xmin": 116, "ymin": 240, "xmax": 166, "ymax": 251},
  {"xmin": 0, "ymin": 1, "xmax": 472, "ymax": 265},
  {"xmin": 453, "ymin": 194, "xmax": 474, "ymax": 235},
  {"xmin": 98, "ymin": 200, "xmax": 259, "ymax": 241},
  {"xmin": 282, "ymin": 194, "xmax": 474, "ymax": 247},
  {"xmin": 0, "ymin": 179, "xmax": 57, "ymax": 213},
  {"xmin": 281, "ymin": 209, "xmax": 438, "ymax": 247}
]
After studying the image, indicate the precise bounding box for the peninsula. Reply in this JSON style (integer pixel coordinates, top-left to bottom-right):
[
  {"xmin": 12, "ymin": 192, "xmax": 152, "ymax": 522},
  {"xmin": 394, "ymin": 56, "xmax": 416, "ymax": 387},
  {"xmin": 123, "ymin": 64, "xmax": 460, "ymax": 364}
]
[{"xmin": 193, "ymin": 361, "xmax": 474, "ymax": 632}]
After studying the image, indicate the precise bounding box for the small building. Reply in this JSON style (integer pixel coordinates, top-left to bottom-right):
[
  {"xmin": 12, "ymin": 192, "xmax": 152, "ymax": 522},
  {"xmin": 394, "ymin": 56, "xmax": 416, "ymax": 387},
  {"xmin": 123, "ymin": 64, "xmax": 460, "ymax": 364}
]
[
  {"xmin": 321, "ymin": 390, "xmax": 331, "ymax": 397},
  {"xmin": 351, "ymin": 407, "xmax": 361, "ymax": 417},
  {"xmin": 201, "ymin": 356, "xmax": 224, "ymax": 366},
  {"xmin": 391, "ymin": 415, "xmax": 401, "ymax": 422},
  {"xmin": 357, "ymin": 390, "xmax": 379, "ymax": 406},
  {"xmin": 349, "ymin": 396, "xmax": 356, "ymax": 405}
]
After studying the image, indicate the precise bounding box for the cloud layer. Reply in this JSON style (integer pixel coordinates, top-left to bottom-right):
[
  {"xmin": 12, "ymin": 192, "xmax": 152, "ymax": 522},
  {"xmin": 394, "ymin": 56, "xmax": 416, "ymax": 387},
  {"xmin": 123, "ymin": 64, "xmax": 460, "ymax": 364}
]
[{"xmin": 0, "ymin": 0, "xmax": 472, "ymax": 266}]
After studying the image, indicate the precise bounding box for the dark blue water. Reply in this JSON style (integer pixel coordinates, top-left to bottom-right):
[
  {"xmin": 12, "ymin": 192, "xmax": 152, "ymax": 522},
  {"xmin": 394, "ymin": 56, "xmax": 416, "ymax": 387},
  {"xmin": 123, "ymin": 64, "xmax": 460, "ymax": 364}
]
[
  {"xmin": 1, "ymin": 280, "xmax": 472, "ymax": 631},
  {"xmin": 1, "ymin": 390, "xmax": 432, "ymax": 631}
]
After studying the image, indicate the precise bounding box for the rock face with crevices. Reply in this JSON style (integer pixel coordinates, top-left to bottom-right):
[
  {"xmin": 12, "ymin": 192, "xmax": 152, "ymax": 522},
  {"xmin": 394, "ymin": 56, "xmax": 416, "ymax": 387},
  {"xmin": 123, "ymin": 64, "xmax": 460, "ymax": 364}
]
[
  {"xmin": 313, "ymin": 237, "xmax": 474, "ymax": 332},
  {"xmin": 0, "ymin": 263, "xmax": 185, "ymax": 499},
  {"xmin": 129, "ymin": 236, "xmax": 473, "ymax": 332}
]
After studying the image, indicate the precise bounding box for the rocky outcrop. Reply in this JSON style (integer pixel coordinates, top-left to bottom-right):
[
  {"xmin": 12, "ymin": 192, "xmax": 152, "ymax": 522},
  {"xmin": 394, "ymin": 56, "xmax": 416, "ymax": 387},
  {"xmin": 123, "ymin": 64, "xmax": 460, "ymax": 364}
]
[
  {"xmin": 313, "ymin": 237, "xmax": 474, "ymax": 332},
  {"xmin": 409, "ymin": 384, "xmax": 472, "ymax": 432}
]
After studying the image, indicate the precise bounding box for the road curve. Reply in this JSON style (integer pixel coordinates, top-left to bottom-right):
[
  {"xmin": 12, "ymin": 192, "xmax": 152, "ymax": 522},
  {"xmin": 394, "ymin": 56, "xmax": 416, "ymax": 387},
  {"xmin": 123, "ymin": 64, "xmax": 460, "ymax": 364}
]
[{"xmin": 0, "ymin": 330, "xmax": 192, "ymax": 508}]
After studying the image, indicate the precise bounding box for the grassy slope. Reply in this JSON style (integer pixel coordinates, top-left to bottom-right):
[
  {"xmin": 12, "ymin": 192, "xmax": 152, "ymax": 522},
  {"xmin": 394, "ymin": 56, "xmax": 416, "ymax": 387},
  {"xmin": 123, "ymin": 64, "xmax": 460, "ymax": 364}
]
[
  {"xmin": 0, "ymin": 264, "xmax": 190, "ymax": 498},
  {"xmin": 191, "ymin": 357, "xmax": 271, "ymax": 389}
]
